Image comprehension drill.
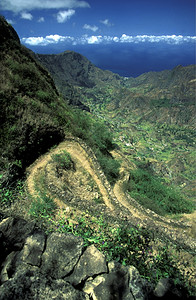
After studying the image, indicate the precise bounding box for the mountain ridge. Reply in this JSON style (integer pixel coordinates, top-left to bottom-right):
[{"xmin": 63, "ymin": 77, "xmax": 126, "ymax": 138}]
[{"xmin": 37, "ymin": 50, "xmax": 195, "ymax": 125}]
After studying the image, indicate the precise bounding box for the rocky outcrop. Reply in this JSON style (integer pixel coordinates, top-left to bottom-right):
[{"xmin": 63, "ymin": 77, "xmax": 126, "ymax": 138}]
[{"xmin": 0, "ymin": 217, "xmax": 193, "ymax": 299}]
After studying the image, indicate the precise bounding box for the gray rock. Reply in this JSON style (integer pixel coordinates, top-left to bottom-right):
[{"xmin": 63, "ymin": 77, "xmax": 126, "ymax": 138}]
[
  {"xmin": 153, "ymin": 277, "xmax": 172, "ymax": 297},
  {"xmin": 83, "ymin": 261, "xmax": 134, "ymax": 300},
  {"xmin": 41, "ymin": 232, "xmax": 83, "ymax": 279},
  {"xmin": 128, "ymin": 265, "xmax": 145, "ymax": 300},
  {"xmin": 0, "ymin": 251, "xmax": 18, "ymax": 283},
  {"xmin": 0, "ymin": 231, "xmax": 46, "ymax": 283},
  {"xmin": 0, "ymin": 217, "xmax": 35, "ymax": 249},
  {"xmin": 67, "ymin": 244, "xmax": 107, "ymax": 285},
  {"xmin": 0, "ymin": 269, "xmax": 89, "ymax": 300},
  {"xmin": 20, "ymin": 230, "xmax": 46, "ymax": 266}
]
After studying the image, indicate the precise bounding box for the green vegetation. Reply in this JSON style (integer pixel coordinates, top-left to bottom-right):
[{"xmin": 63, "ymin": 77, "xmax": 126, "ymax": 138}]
[
  {"xmin": 0, "ymin": 178, "xmax": 24, "ymax": 206},
  {"xmin": 127, "ymin": 168, "xmax": 194, "ymax": 215},
  {"xmin": 71, "ymin": 110, "xmax": 120, "ymax": 184},
  {"xmin": 95, "ymin": 150, "xmax": 121, "ymax": 185},
  {"xmin": 81, "ymin": 85, "xmax": 195, "ymax": 202},
  {"xmin": 1, "ymin": 17, "xmax": 195, "ymax": 298},
  {"xmin": 29, "ymin": 193, "xmax": 57, "ymax": 219},
  {"xmin": 52, "ymin": 151, "xmax": 72, "ymax": 170}
]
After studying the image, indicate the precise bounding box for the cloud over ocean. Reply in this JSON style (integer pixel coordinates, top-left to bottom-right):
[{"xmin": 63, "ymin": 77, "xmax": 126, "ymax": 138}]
[{"xmin": 21, "ymin": 34, "xmax": 195, "ymax": 77}]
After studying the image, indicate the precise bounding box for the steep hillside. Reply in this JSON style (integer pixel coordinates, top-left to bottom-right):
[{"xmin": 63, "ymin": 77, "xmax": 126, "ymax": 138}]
[
  {"xmin": 36, "ymin": 51, "xmax": 123, "ymax": 108},
  {"xmin": 36, "ymin": 51, "xmax": 122, "ymax": 88},
  {"xmin": 0, "ymin": 16, "xmax": 65, "ymax": 183},
  {"xmin": 0, "ymin": 17, "xmax": 117, "ymax": 186}
]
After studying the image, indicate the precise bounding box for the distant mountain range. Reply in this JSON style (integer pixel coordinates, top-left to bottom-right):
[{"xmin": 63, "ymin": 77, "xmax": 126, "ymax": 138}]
[{"xmin": 37, "ymin": 51, "xmax": 196, "ymax": 126}]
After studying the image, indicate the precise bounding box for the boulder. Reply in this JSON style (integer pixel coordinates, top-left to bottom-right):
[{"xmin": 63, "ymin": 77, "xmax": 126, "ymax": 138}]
[
  {"xmin": 20, "ymin": 230, "xmax": 46, "ymax": 267},
  {"xmin": 0, "ymin": 251, "xmax": 19, "ymax": 283},
  {"xmin": 83, "ymin": 261, "xmax": 134, "ymax": 300},
  {"xmin": 0, "ymin": 217, "xmax": 35, "ymax": 250},
  {"xmin": 41, "ymin": 232, "xmax": 83, "ymax": 279},
  {"xmin": 0, "ymin": 269, "xmax": 89, "ymax": 300},
  {"xmin": 152, "ymin": 278, "xmax": 190, "ymax": 299},
  {"xmin": 128, "ymin": 265, "xmax": 145, "ymax": 300},
  {"xmin": 153, "ymin": 277, "xmax": 172, "ymax": 298},
  {"xmin": 0, "ymin": 230, "xmax": 46, "ymax": 284},
  {"xmin": 67, "ymin": 244, "xmax": 108, "ymax": 286},
  {"xmin": 0, "ymin": 217, "xmax": 192, "ymax": 299}
]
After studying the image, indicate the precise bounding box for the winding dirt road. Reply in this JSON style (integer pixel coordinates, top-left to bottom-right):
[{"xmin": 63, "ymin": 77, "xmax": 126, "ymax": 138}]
[{"xmin": 26, "ymin": 137, "xmax": 196, "ymax": 252}]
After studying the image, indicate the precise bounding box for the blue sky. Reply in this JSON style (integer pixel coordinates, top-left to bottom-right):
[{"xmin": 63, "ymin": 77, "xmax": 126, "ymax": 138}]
[{"xmin": 0, "ymin": 0, "xmax": 195, "ymax": 77}]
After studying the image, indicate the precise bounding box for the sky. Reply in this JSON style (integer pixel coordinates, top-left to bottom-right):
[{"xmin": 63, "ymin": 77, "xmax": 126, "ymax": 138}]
[{"xmin": 0, "ymin": 0, "xmax": 195, "ymax": 77}]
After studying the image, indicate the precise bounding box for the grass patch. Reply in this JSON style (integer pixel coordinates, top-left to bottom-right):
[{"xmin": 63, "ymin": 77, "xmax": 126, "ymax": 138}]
[
  {"xmin": 29, "ymin": 193, "xmax": 57, "ymax": 219},
  {"xmin": 0, "ymin": 178, "xmax": 24, "ymax": 207},
  {"xmin": 95, "ymin": 149, "xmax": 121, "ymax": 185},
  {"xmin": 127, "ymin": 168, "xmax": 194, "ymax": 216}
]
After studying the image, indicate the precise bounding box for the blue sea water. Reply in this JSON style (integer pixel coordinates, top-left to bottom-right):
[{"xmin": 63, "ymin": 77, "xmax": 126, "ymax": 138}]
[{"xmin": 28, "ymin": 42, "xmax": 195, "ymax": 77}]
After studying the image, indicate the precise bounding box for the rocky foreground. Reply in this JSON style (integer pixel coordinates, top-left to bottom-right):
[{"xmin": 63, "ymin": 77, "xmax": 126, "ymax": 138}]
[{"xmin": 0, "ymin": 217, "xmax": 194, "ymax": 300}]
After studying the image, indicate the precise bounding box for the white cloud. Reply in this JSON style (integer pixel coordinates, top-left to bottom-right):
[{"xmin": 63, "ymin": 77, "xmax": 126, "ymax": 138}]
[
  {"xmin": 83, "ymin": 24, "xmax": 98, "ymax": 32},
  {"xmin": 100, "ymin": 19, "xmax": 113, "ymax": 27},
  {"xmin": 21, "ymin": 34, "xmax": 196, "ymax": 47},
  {"xmin": 0, "ymin": 0, "xmax": 90, "ymax": 13},
  {"xmin": 86, "ymin": 35, "xmax": 102, "ymax": 44},
  {"xmin": 119, "ymin": 34, "xmax": 196, "ymax": 44},
  {"xmin": 57, "ymin": 9, "xmax": 75, "ymax": 23},
  {"xmin": 38, "ymin": 17, "xmax": 45, "ymax": 22},
  {"xmin": 21, "ymin": 12, "xmax": 33, "ymax": 20},
  {"xmin": 21, "ymin": 34, "xmax": 74, "ymax": 46},
  {"xmin": 113, "ymin": 37, "xmax": 119, "ymax": 42}
]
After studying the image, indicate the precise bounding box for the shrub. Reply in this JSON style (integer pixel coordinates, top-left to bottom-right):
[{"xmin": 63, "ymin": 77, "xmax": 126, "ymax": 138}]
[
  {"xmin": 36, "ymin": 90, "xmax": 53, "ymax": 103},
  {"xmin": 52, "ymin": 150, "xmax": 72, "ymax": 170},
  {"xmin": 71, "ymin": 110, "xmax": 120, "ymax": 184},
  {"xmin": 0, "ymin": 179, "xmax": 24, "ymax": 206},
  {"xmin": 96, "ymin": 150, "xmax": 120, "ymax": 185}
]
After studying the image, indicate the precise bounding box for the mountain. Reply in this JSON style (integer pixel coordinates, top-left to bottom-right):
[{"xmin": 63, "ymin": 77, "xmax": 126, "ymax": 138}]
[
  {"xmin": 122, "ymin": 65, "xmax": 196, "ymax": 124},
  {"xmin": 36, "ymin": 51, "xmax": 122, "ymax": 89},
  {"xmin": 36, "ymin": 51, "xmax": 123, "ymax": 109},
  {"xmin": 0, "ymin": 16, "xmax": 66, "ymax": 183},
  {"xmin": 37, "ymin": 50, "xmax": 196, "ymax": 125}
]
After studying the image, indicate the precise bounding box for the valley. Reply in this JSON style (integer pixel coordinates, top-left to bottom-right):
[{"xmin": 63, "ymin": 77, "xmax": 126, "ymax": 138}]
[{"xmin": 36, "ymin": 52, "xmax": 196, "ymax": 205}]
